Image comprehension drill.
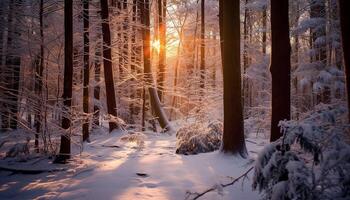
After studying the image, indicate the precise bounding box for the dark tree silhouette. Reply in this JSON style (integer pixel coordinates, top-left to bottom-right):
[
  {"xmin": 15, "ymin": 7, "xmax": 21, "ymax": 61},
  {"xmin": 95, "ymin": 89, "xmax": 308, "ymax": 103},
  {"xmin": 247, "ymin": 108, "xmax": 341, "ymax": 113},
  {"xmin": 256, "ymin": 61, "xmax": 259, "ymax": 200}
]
[
  {"xmin": 54, "ymin": 0, "xmax": 74, "ymax": 163},
  {"xmin": 270, "ymin": 0, "xmax": 291, "ymax": 142},
  {"xmin": 220, "ymin": 0, "xmax": 247, "ymax": 157},
  {"xmin": 82, "ymin": 0, "xmax": 90, "ymax": 141},
  {"xmin": 338, "ymin": 0, "xmax": 350, "ymax": 122},
  {"xmin": 100, "ymin": 0, "xmax": 119, "ymax": 132}
]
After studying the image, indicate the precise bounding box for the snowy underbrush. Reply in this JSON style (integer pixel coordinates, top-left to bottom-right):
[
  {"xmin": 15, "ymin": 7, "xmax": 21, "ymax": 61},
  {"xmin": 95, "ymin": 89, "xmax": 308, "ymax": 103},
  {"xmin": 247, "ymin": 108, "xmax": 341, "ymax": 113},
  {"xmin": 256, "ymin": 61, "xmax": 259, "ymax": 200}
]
[
  {"xmin": 253, "ymin": 104, "xmax": 350, "ymax": 200},
  {"xmin": 244, "ymin": 106, "xmax": 271, "ymax": 138},
  {"xmin": 175, "ymin": 121, "xmax": 223, "ymax": 155},
  {"xmin": 119, "ymin": 131, "xmax": 146, "ymax": 148}
]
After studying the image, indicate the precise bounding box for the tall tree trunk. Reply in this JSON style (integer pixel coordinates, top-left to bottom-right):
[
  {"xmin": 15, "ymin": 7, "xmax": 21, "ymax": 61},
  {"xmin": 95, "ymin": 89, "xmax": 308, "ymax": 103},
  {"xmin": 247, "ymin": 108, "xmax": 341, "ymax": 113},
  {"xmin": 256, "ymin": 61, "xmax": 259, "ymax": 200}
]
[
  {"xmin": 34, "ymin": 0, "xmax": 44, "ymax": 152},
  {"xmin": 262, "ymin": 5, "xmax": 267, "ymax": 55},
  {"xmin": 338, "ymin": 0, "xmax": 350, "ymax": 122},
  {"xmin": 243, "ymin": 0, "xmax": 249, "ymax": 109},
  {"xmin": 270, "ymin": 0, "xmax": 291, "ymax": 142},
  {"xmin": 219, "ymin": 0, "xmax": 223, "ymax": 63},
  {"xmin": 2, "ymin": 0, "xmax": 21, "ymax": 130},
  {"xmin": 200, "ymin": 0, "xmax": 205, "ymax": 91},
  {"xmin": 221, "ymin": 0, "xmax": 247, "ymax": 157},
  {"xmin": 93, "ymin": 40, "xmax": 101, "ymax": 127},
  {"xmin": 141, "ymin": 0, "xmax": 172, "ymax": 131},
  {"xmin": 55, "ymin": 0, "xmax": 74, "ymax": 163},
  {"xmin": 157, "ymin": 0, "xmax": 166, "ymax": 102},
  {"xmin": 100, "ymin": 0, "xmax": 119, "ymax": 132},
  {"xmin": 82, "ymin": 0, "xmax": 90, "ymax": 141}
]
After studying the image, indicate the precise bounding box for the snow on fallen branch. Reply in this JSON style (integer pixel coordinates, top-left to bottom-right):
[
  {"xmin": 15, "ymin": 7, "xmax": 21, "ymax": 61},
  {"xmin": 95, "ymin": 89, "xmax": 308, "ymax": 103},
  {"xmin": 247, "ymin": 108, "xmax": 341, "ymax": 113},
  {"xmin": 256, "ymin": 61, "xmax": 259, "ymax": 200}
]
[{"xmin": 185, "ymin": 166, "xmax": 254, "ymax": 200}]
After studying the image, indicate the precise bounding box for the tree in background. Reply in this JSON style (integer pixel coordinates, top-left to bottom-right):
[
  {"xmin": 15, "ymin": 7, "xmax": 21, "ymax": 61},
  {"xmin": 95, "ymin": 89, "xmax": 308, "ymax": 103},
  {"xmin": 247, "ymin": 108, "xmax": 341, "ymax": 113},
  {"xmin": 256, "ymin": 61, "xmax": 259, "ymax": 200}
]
[
  {"xmin": 200, "ymin": 0, "xmax": 205, "ymax": 91},
  {"xmin": 157, "ymin": 0, "xmax": 166, "ymax": 102},
  {"xmin": 221, "ymin": 0, "xmax": 247, "ymax": 157},
  {"xmin": 142, "ymin": 0, "xmax": 172, "ymax": 131}
]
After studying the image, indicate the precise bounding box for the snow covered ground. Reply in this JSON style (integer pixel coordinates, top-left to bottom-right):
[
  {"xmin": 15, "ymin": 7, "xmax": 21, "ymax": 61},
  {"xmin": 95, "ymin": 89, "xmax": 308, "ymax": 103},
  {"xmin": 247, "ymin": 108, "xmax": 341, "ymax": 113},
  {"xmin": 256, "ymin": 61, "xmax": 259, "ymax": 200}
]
[{"xmin": 0, "ymin": 128, "xmax": 266, "ymax": 200}]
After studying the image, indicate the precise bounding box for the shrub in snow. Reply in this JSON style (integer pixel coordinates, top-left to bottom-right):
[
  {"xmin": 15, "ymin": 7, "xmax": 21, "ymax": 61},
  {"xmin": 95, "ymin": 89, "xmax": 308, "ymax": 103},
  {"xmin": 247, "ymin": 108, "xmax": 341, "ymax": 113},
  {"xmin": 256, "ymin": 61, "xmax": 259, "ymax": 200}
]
[
  {"xmin": 253, "ymin": 104, "xmax": 350, "ymax": 200},
  {"xmin": 176, "ymin": 121, "xmax": 223, "ymax": 155},
  {"xmin": 119, "ymin": 131, "xmax": 146, "ymax": 147},
  {"xmin": 6, "ymin": 137, "xmax": 31, "ymax": 158}
]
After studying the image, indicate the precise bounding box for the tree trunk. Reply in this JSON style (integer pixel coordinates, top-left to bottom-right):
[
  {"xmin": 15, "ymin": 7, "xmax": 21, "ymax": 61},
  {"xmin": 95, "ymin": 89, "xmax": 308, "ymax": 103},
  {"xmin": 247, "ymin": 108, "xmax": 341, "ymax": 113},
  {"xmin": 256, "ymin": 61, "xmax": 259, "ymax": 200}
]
[
  {"xmin": 270, "ymin": 0, "xmax": 291, "ymax": 142},
  {"xmin": 54, "ymin": 0, "xmax": 74, "ymax": 163},
  {"xmin": 100, "ymin": 0, "xmax": 119, "ymax": 132},
  {"xmin": 200, "ymin": 0, "xmax": 205, "ymax": 91},
  {"xmin": 221, "ymin": 0, "xmax": 247, "ymax": 157},
  {"xmin": 2, "ymin": 0, "xmax": 21, "ymax": 130},
  {"xmin": 157, "ymin": 0, "xmax": 166, "ymax": 102},
  {"xmin": 93, "ymin": 40, "xmax": 101, "ymax": 127},
  {"xmin": 33, "ymin": 0, "xmax": 44, "ymax": 152},
  {"xmin": 141, "ymin": 0, "xmax": 172, "ymax": 131},
  {"xmin": 262, "ymin": 5, "xmax": 267, "ymax": 55},
  {"xmin": 82, "ymin": 0, "xmax": 90, "ymax": 141},
  {"xmin": 338, "ymin": 0, "xmax": 350, "ymax": 122}
]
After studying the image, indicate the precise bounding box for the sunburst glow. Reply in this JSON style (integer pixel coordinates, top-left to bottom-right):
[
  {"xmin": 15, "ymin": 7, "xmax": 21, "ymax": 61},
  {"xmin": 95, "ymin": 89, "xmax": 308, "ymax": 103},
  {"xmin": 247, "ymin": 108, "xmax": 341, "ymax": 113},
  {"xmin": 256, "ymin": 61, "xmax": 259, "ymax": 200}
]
[{"xmin": 151, "ymin": 39, "xmax": 160, "ymax": 53}]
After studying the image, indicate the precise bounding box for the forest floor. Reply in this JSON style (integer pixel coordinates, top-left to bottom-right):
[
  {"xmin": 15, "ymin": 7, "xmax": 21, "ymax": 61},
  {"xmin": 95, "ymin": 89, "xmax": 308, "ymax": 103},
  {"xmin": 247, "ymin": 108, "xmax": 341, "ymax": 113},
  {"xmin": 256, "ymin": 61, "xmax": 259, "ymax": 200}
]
[{"xmin": 0, "ymin": 126, "xmax": 267, "ymax": 200}]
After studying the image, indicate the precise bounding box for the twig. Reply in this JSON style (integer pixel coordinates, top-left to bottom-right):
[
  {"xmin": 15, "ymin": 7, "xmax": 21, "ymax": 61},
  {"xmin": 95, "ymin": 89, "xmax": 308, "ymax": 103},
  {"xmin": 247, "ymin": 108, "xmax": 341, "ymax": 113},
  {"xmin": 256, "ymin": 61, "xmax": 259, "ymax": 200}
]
[
  {"xmin": 186, "ymin": 166, "xmax": 254, "ymax": 200},
  {"xmin": 102, "ymin": 145, "xmax": 121, "ymax": 148}
]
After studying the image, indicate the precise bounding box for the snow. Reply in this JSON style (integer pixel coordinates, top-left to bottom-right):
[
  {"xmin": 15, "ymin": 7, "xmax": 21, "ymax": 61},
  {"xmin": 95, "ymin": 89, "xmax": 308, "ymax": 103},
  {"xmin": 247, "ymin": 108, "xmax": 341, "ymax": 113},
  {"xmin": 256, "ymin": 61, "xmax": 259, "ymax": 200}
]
[{"xmin": 0, "ymin": 128, "xmax": 266, "ymax": 200}]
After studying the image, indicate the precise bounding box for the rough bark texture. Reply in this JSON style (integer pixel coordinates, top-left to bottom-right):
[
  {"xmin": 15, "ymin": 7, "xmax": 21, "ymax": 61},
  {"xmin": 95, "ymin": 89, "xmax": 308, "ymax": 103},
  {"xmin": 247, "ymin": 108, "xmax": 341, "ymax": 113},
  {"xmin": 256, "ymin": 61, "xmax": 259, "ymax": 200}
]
[
  {"xmin": 221, "ymin": 0, "xmax": 247, "ymax": 157},
  {"xmin": 142, "ymin": 0, "xmax": 172, "ymax": 131},
  {"xmin": 270, "ymin": 0, "xmax": 291, "ymax": 142},
  {"xmin": 338, "ymin": 0, "xmax": 350, "ymax": 122},
  {"xmin": 100, "ymin": 0, "xmax": 119, "ymax": 132},
  {"xmin": 55, "ymin": 0, "xmax": 73, "ymax": 163},
  {"xmin": 82, "ymin": 0, "xmax": 90, "ymax": 141}
]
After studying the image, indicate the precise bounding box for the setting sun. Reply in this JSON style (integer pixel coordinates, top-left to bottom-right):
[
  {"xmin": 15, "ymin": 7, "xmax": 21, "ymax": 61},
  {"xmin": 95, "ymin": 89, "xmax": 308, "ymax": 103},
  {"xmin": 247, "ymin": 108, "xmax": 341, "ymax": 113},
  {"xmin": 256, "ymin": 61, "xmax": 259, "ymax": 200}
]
[{"xmin": 151, "ymin": 39, "xmax": 160, "ymax": 53}]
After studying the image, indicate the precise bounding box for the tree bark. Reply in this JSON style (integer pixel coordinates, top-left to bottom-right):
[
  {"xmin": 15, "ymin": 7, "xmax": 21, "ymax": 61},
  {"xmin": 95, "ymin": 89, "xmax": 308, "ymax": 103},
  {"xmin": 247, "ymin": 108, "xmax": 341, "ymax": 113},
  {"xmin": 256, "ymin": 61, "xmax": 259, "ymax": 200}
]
[
  {"xmin": 55, "ymin": 0, "xmax": 74, "ymax": 163},
  {"xmin": 338, "ymin": 0, "xmax": 350, "ymax": 122},
  {"xmin": 221, "ymin": 0, "xmax": 247, "ymax": 157},
  {"xmin": 100, "ymin": 0, "xmax": 119, "ymax": 132},
  {"xmin": 270, "ymin": 0, "xmax": 291, "ymax": 142},
  {"xmin": 82, "ymin": 0, "xmax": 90, "ymax": 141}
]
